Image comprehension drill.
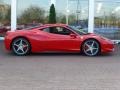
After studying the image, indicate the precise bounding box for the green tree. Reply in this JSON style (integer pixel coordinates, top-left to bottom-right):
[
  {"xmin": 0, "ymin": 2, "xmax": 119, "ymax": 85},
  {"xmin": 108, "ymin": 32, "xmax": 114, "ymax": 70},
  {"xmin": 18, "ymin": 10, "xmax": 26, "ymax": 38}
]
[
  {"xmin": 4, "ymin": 5, "xmax": 11, "ymax": 25},
  {"xmin": 0, "ymin": 2, "xmax": 11, "ymax": 25},
  {"xmin": 0, "ymin": 13, "xmax": 2, "ymax": 20},
  {"xmin": 0, "ymin": 4, "xmax": 5, "ymax": 21},
  {"xmin": 18, "ymin": 6, "xmax": 45, "ymax": 24},
  {"xmin": 49, "ymin": 4, "xmax": 56, "ymax": 24},
  {"xmin": 56, "ymin": 13, "xmax": 66, "ymax": 24}
]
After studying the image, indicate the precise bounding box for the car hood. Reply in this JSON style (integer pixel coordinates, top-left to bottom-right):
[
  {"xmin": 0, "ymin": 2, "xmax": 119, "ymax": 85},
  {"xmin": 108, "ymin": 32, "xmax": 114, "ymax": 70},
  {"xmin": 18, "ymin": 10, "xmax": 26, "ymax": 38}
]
[
  {"xmin": 82, "ymin": 33, "xmax": 99, "ymax": 37},
  {"xmin": 81, "ymin": 33, "xmax": 103, "ymax": 40}
]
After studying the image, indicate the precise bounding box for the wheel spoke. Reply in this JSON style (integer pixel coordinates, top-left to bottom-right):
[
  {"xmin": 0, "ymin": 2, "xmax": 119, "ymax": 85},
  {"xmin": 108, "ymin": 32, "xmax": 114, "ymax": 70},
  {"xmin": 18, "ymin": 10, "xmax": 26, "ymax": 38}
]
[
  {"xmin": 93, "ymin": 47, "xmax": 98, "ymax": 50},
  {"xmin": 85, "ymin": 43, "xmax": 90, "ymax": 48},
  {"xmin": 20, "ymin": 47, "xmax": 25, "ymax": 53},
  {"xmin": 16, "ymin": 46, "xmax": 25, "ymax": 53},
  {"xmin": 90, "ymin": 49, "xmax": 94, "ymax": 55},
  {"xmin": 23, "ymin": 45, "xmax": 28, "ymax": 48},
  {"xmin": 17, "ymin": 47, "xmax": 20, "ymax": 51},
  {"xmin": 86, "ymin": 48, "xmax": 91, "ymax": 52},
  {"xmin": 91, "ymin": 41, "xmax": 94, "ymax": 47},
  {"xmin": 14, "ymin": 44, "xmax": 19, "ymax": 47},
  {"xmin": 19, "ymin": 39, "xmax": 23, "ymax": 45}
]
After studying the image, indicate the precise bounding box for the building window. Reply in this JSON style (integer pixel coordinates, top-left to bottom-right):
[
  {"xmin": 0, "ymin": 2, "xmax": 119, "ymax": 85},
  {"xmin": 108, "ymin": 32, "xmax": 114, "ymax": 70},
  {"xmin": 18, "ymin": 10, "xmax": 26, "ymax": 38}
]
[
  {"xmin": 0, "ymin": 0, "xmax": 11, "ymax": 37},
  {"xmin": 56, "ymin": 0, "xmax": 89, "ymax": 32},
  {"xmin": 95, "ymin": 0, "xmax": 120, "ymax": 40},
  {"xmin": 17, "ymin": 0, "xmax": 48, "ymax": 29}
]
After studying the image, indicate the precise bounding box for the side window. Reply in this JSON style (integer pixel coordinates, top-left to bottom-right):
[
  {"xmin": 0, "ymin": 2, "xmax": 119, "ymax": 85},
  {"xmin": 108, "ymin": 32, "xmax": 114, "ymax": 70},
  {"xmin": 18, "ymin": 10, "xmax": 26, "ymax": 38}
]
[
  {"xmin": 50, "ymin": 27, "xmax": 72, "ymax": 35},
  {"xmin": 42, "ymin": 27, "xmax": 72, "ymax": 35},
  {"xmin": 42, "ymin": 28, "xmax": 50, "ymax": 33}
]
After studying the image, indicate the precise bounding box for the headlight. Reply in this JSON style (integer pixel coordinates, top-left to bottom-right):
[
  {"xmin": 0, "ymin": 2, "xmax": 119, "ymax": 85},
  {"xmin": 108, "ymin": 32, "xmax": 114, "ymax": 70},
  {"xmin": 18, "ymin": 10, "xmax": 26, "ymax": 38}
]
[{"xmin": 100, "ymin": 36, "xmax": 114, "ymax": 44}]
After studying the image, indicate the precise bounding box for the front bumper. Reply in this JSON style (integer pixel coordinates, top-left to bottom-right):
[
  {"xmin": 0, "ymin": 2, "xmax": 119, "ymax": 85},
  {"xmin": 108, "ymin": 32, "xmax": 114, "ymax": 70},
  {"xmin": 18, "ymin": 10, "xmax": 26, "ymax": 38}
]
[{"xmin": 101, "ymin": 40, "xmax": 114, "ymax": 53}]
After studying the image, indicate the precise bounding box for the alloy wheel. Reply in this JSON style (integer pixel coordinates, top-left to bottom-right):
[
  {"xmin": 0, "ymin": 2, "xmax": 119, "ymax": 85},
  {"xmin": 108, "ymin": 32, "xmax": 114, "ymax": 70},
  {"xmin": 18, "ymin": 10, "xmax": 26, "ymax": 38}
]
[
  {"xmin": 83, "ymin": 40, "xmax": 100, "ymax": 56},
  {"xmin": 12, "ymin": 38, "xmax": 30, "ymax": 55}
]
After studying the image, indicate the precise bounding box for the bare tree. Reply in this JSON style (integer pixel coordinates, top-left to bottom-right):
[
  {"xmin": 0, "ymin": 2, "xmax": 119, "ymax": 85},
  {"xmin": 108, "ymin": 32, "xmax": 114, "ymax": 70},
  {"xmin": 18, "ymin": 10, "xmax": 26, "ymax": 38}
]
[{"xmin": 18, "ymin": 6, "xmax": 45, "ymax": 24}]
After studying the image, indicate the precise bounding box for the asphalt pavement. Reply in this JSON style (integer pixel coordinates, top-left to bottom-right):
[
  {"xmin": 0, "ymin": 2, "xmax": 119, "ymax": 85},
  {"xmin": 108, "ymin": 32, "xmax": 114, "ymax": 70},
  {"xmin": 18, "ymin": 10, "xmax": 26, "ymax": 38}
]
[{"xmin": 0, "ymin": 41, "xmax": 120, "ymax": 90}]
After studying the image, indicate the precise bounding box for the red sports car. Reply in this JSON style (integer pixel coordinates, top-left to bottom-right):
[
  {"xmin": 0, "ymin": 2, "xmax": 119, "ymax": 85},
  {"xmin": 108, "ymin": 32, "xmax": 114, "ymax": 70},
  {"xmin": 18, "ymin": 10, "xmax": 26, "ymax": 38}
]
[{"xmin": 4, "ymin": 24, "xmax": 114, "ymax": 56}]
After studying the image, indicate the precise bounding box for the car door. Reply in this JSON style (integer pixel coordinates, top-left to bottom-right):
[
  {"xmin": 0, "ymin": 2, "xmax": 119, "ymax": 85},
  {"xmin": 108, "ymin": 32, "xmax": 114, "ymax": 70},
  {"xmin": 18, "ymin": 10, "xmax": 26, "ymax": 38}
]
[{"xmin": 40, "ymin": 26, "xmax": 81, "ymax": 52}]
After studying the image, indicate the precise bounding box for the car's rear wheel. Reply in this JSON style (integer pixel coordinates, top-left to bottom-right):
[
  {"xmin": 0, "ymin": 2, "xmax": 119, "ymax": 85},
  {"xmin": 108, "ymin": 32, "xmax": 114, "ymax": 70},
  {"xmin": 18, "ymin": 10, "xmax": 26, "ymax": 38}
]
[
  {"xmin": 11, "ymin": 38, "xmax": 31, "ymax": 56},
  {"xmin": 82, "ymin": 39, "xmax": 100, "ymax": 56}
]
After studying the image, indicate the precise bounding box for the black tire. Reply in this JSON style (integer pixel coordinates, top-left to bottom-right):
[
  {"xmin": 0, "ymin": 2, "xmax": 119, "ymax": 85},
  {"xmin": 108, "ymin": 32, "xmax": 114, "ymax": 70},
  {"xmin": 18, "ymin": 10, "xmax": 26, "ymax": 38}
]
[
  {"xmin": 11, "ymin": 38, "xmax": 31, "ymax": 56},
  {"xmin": 82, "ymin": 39, "xmax": 100, "ymax": 56}
]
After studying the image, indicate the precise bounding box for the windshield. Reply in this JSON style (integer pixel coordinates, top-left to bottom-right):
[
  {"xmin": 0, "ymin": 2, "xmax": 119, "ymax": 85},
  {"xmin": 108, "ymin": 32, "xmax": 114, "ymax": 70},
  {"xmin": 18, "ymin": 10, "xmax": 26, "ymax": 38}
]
[{"xmin": 68, "ymin": 26, "xmax": 88, "ymax": 35}]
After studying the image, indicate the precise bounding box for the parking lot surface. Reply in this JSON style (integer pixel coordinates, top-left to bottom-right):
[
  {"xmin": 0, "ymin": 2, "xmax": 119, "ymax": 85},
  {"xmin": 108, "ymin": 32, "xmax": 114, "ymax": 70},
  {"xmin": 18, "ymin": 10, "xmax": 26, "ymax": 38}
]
[{"xmin": 0, "ymin": 41, "xmax": 120, "ymax": 90}]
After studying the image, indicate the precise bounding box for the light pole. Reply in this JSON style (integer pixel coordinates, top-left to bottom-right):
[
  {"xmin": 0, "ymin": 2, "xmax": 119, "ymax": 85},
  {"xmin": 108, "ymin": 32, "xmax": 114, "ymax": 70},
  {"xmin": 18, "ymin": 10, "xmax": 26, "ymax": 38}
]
[
  {"xmin": 66, "ymin": 0, "xmax": 69, "ymax": 25},
  {"xmin": 88, "ymin": 0, "xmax": 95, "ymax": 33},
  {"xmin": 76, "ymin": 0, "xmax": 81, "ymax": 25},
  {"xmin": 11, "ymin": 0, "xmax": 17, "ymax": 32},
  {"xmin": 67, "ymin": 0, "xmax": 95, "ymax": 33}
]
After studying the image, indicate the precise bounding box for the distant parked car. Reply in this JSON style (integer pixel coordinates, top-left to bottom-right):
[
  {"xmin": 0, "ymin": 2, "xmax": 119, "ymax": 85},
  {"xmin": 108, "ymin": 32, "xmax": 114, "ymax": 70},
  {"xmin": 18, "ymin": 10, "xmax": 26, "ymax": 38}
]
[
  {"xmin": 0, "ymin": 28, "xmax": 7, "ymax": 33},
  {"xmin": 0, "ymin": 26, "xmax": 10, "ymax": 36}
]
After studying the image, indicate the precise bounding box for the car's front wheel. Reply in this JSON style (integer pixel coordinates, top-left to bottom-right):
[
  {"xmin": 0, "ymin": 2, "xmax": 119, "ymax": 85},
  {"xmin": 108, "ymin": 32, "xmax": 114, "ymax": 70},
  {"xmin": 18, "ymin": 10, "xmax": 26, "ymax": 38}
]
[
  {"xmin": 82, "ymin": 39, "xmax": 100, "ymax": 56},
  {"xmin": 11, "ymin": 38, "xmax": 31, "ymax": 56}
]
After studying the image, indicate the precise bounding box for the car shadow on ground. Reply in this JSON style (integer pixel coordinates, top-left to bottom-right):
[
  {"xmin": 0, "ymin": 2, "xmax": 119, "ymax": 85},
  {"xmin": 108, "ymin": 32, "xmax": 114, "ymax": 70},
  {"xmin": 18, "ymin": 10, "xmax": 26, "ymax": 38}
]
[{"xmin": 5, "ymin": 52, "xmax": 114, "ymax": 57}]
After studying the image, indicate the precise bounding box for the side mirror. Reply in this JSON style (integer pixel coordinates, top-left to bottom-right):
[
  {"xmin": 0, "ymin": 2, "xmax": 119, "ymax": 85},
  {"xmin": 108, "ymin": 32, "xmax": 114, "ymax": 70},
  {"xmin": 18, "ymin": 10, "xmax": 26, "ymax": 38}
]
[{"xmin": 70, "ymin": 33, "xmax": 77, "ymax": 38}]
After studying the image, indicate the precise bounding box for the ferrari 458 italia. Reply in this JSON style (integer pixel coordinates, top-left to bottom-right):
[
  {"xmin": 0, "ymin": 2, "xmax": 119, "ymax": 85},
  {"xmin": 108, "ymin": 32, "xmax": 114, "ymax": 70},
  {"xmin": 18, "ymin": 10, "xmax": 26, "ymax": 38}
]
[{"xmin": 4, "ymin": 24, "xmax": 114, "ymax": 56}]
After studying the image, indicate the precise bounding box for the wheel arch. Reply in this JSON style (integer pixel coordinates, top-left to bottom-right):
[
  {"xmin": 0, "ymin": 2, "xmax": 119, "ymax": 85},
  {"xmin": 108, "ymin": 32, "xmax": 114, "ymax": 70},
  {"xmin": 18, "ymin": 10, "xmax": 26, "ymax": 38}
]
[{"xmin": 80, "ymin": 38, "xmax": 101, "ymax": 53}]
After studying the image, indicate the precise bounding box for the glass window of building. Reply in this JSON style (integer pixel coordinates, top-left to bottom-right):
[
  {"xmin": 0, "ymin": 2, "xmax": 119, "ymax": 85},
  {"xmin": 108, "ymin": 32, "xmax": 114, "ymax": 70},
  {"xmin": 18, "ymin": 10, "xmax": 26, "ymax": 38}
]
[
  {"xmin": 95, "ymin": 0, "xmax": 120, "ymax": 40},
  {"xmin": 17, "ymin": 0, "xmax": 49, "ymax": 29},
  {"xmin": 17, "ymin": 0, "xmax": 88, "ymax": 32},
  {"xmin": 56, "ymin": 0, "xmax": 88, "ymax": 32},
  {"xmin": 0, "ymin": 0, "xmax": 11, "ymax": 37}
]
